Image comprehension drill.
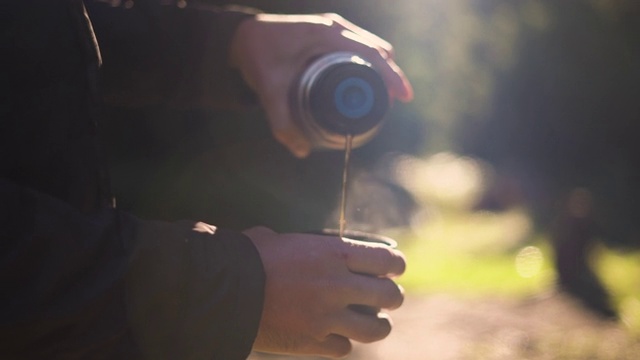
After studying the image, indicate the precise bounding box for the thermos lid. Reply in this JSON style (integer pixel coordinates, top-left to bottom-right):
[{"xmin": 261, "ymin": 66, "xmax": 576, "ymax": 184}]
[
  {"xmin": 294, "ymin": 52, "xmax": 390, "ymax": 150},
  {"xmin": 309, "ymin": 59, "xmax": 389, "ymax": 136}
]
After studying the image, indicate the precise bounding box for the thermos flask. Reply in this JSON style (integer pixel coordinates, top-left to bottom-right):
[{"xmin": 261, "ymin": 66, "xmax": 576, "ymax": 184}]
[{"xmin": 292, "ymin": 52, "xmax": 390, "ymax": 150}]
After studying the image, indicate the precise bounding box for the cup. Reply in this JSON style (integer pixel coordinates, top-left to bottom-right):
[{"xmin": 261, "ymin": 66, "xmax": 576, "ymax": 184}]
[
  {"xmin": 308, "ymin": 228, "xmax": 398, "ymax": 315},
  {"xmin": 315, "ymin": 228, "xmax": 397, "ymax": 248}
]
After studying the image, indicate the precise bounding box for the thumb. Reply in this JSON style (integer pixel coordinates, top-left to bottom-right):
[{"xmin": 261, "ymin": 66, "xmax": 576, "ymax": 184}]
[{"xmin": 260, "ymin": 89, "xmax": 312, "ymax": 158}]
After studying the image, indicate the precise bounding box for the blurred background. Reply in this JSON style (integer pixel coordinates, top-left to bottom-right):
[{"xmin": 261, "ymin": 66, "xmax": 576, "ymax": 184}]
[{"xmin": 101, "ymin": 0, "xmax": 640, "ymax": 358}]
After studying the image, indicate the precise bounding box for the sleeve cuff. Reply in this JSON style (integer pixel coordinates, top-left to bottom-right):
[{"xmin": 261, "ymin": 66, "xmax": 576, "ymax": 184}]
[{"xmin": 124, "ymin": 218, "xmax": 265, "ymax": 359}]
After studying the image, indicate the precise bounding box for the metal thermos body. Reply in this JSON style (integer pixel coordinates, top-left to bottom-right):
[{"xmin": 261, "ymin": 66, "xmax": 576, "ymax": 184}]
[{"xmin": 292, "ymin": 52, "xmax": 390, "ymax": 150}]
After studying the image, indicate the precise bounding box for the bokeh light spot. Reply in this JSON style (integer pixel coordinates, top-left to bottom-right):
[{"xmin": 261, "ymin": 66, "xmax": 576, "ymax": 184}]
[{"xmin": 515, "ymin": 246, "xmax": 543, "ymax": 278}]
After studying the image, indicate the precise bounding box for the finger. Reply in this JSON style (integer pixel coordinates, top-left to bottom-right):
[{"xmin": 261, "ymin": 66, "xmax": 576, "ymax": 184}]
[
  {"xmin": 305, "ymin": 334, "xmax": 352, "ymax": 359},
  {"xmin": 365, "ymin": 53, "xmax": 414, "ymax": 103},
  {"xmin": 345, "ymin": 276, "xmax": 405, "ymax": 310},
  {"xmin": 330, "ymin": 31, "xmax": 414, "ymax": 103},
  {"xmin": 344, "ymin": 240, "xmax": 406, "ymax": 276},
  {"xmin": 383, "ymin": 58, "xmax": 414, "ymax": 102},
  {"xmin": 331, "ymin": 308, "xmax": 393, "ymax": 344},
  {"xmin": 324, "ymin": 13, "xmax": 394, "ymax": 56},
  {"xmin": 273, "ymin": 126, "xmax": 311, "ymax": 158}
]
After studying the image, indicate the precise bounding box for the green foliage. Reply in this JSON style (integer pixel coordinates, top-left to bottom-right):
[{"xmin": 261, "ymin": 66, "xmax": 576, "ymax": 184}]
[
  {"xmin": 397, "ymin": 210, "xmax": 555, "ymax": 296},
  {"xmin": 397, "ymin": 209, "xmax": 640, "ymax": 337}
]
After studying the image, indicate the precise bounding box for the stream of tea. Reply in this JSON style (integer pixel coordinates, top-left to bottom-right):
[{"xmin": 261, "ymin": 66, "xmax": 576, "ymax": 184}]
[{"xmin": 338, "ymin": 134, "xmax": 353, "ymax": 238}]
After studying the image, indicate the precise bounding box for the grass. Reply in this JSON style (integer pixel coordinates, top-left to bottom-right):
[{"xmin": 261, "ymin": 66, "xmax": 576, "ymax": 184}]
[
  {"xmin": 394, "ymin": 208, "xmax": 640, "ymax": 334},
  {"xmin": 596, "ymin": 249, "xmax": 640, "ymax": 335},
  {"xmin": 384, "ymin": 208, "xmax": 640, "ymax": 358},
  {"xmin": 397, "ymin": 208, "xmax": 554, "ymax": 296}
]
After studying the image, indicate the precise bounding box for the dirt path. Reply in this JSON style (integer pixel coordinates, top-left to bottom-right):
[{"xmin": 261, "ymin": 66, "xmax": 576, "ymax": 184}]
[{"xmin": 249, "ymin": 292, "xmax": 639, "ymax": 359}]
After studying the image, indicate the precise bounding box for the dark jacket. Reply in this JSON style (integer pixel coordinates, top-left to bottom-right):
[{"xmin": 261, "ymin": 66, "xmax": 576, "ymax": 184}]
[{"xmin": 1, "ymin": 1, "xmax": 265, "ymax": 359}]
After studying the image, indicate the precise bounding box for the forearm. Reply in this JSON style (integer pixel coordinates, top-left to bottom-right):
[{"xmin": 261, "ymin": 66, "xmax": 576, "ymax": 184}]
[
  {"xmin": 126, "ymin": 220, "xmax": 265, "ymax": 359},
  {"xmin": 0, "ymin": 178, "xmax": 265, "ymax": 359},
  {"xmin": 85, "ymin": 0, "xmax": 259, "ymax": 109}
]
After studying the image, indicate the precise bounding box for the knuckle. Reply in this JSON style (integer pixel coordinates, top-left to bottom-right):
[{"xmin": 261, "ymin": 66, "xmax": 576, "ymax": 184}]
[
  {"xmin": 381, "ymin": 280, "xmax": 404, "ymax": 309},
  {"xmin": 393, "ymin": 252, "xmax": 407, "ymax": 275},
  {"xmin": 325, "ymin": 335, "xmax": 352, "ymax": 358},
  {"xmin": 388, "ymin": 44, "xmax": 396, "ymax": 55},
  {"xmin": 390, "ymin": 285, "xmax": 405, "ymax": 309},
  {"xmin": 360, "ymin": 44, "xmax": 382, "ymax": 59},
  {"xmin": 334, "ymin": 342, "xmax": 352, "ymax": 358},
  {"xmin": 297, "ymin": 21, "xmax": 331, "ymax": 43},
  {"xmin": 385, "ymin": 249, "xmax": 406, "ymax": 275},
  {"xmin": 377, "ymin": 247, "xmax": 406, "ymax": 275},
  {"xmin": 322, "ymin": 12, "xmax": 345, "ymax": 23},
  {"xmin": 313, "ymin": 316, "xmax": 336, "ymax": 339}
]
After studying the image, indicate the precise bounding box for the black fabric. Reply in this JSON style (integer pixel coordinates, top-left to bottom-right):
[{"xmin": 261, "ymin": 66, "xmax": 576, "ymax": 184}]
[
  {"xmin": 126, "ymin": 223, "xmax": 265, "ymax": 360},
  {"xmin": 86, "ymin": 0, "xmax": 259, "ymax": 109},
  {"xmin": 1, "ymin": 1, "xmax": 265, "ymax": 359}
]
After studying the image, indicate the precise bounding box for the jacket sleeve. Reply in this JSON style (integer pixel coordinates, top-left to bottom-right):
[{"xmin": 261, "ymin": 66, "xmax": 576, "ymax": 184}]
[
  {"xmin": 85, "ymin": 0, "xmax": 259, "ymax": 109},
  {"xmin": 0, "ymin": 178, "xmax": 265, "ymax": 359}
]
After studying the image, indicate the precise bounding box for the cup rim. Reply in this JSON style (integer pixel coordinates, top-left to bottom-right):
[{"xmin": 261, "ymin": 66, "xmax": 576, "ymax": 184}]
[{"xmin": 312, "ymin": 228, "xmax": 398, "ymax": 248}]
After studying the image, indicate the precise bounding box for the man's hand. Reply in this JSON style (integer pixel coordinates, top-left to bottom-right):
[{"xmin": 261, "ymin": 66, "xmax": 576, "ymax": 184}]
[
  {"xmin": 229, "ymin": 13, "xmax": 414, "ymax": 158},
  {"xmin": 243, "ymin": 226, "xmax": 406, "ymax": 359}
]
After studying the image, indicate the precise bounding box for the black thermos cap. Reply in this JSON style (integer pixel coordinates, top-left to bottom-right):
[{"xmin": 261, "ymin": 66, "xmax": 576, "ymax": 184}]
[{"xmin": 309, "ymin": 61, "xmax": 389, "ymax": 136}]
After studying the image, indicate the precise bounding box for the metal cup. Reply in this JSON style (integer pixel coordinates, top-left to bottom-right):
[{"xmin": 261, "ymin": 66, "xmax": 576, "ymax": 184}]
[
  {"xmin": 308, "ymin": 228, "xmax": 398, "ymax": 315},
  {"xmin": 316, "ymin": 228, "xmax": 397, "ymax": 248}
]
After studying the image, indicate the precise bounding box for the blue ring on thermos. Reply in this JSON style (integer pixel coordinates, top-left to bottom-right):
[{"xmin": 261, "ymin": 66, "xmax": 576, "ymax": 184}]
[{"xmin": 333, "ymin": 77, "xmax": 375, "ymax": 119}]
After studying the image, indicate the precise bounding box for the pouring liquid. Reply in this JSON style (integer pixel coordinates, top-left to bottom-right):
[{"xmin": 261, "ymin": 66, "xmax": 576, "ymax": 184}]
[
  {"xmin": 338, "ymin": 134, "xmax": 354, "ymax": 238},
  {"xmin": 340, "ymin": 134, "xmax": 381, "ymax": 316}
]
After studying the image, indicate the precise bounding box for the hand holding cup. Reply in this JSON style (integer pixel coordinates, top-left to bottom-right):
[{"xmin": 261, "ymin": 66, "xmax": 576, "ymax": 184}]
[{"xmin": 244, "ymin": 226, "xmax": 405, "ymax": 358}]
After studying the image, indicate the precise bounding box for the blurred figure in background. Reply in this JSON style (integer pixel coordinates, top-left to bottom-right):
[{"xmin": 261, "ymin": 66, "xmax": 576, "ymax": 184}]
[{"xmin": 457, "ymin": 0, "xmax": 640, "ymax": 319}]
